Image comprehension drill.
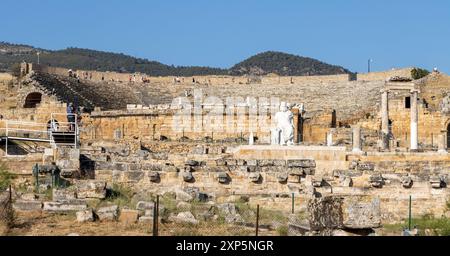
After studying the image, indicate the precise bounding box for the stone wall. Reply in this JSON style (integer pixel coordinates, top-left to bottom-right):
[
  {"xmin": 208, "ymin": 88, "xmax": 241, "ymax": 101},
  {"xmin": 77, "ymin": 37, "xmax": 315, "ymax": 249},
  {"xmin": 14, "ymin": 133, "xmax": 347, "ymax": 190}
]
[{"xmin": 32, "ymin": 63, "xmax": 412, "ymax": 87}]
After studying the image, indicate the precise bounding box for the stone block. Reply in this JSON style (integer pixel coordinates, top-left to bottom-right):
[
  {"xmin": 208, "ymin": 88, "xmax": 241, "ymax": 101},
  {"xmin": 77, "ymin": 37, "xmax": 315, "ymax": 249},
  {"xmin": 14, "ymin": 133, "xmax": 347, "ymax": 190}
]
[
  {"xmin": 43, "ymin": 200, "xmax": 88, "ymax": 212},
  {"xmin": 76, "ymin": 209, "xmax": 94, "ymax": 223},
  {"xmin": 369, "ymin": 174, "xmax": 384, "ymax": 188},
  {"xmin": 342, "ymin": 196, "xmax": 381, "ymax": 229},
  {"xmin": 288, "ymin": 167, "xmax": 304, "ymax": 176},
  {"xmin": 96, "ymin": 205, "xmax": 119, "ymax": 221},
  {"xmin": 303, "ymin": 168, "xmax": 315, "ymax": 176},
  {"xmin": 358, "ymin": 162, "xmax": 375, "ymax": 172},
  {"xmin": 249, "ymin": 172, "xmax": 261, "ymax": 183},
  {"xmin": 277, "ymin": 172, "xmax": 288, "ymax": 183},
  {"xmin": 246, "ymin": 160, "xmax": 258, "ymax": 166},
  {"xmin": 162, "ymin": 165, "xmax": 178, "ymax": 172},
  {"xmin": 186, "ymin": 160, "xmax": 200, "ymax": 166},
  {"xmin": 287, "ymin": 159, "xmax": 316, "ymax": 168},
  {"xmin": 119, "ymin": 209, "xmax": 139, "ymax": 224},
  {"xmin": 53, "ymin": 188, "xmax": 77, "ymax": 201},
  {"xmin": 257, "ymin": 160, "xmax": 274, "ymax": 167},
  {"xmin": 138, "ymin": 216, "xmax": 153, "ymax": 223},
  {"xmin": 217, "ymin": 172, "xmax": 229, "ymax": 184},
  {"xmin": 169, "ymin": 211, "xmax": 199, "ymax": 225},
  {"xmin": 176, "ymin": 189, "xmax": 194, "ymax": 202},
  {"xmin": 225, "ymin": 159, "xmax": 237, "ymax": 166},
  {"xmin": 125, "ymin": 171, "xmax": 145, "ymax": 183},
  {"xmin": 273, "ymin": 160, "xmax": 287, "ymax": 166},
  {"xmin": 136, "ymin": 201, "xmax": 154, "ymax": 211},
  {"xmin": 430, "ymin": 175, "xmax": 444, "ymax": 189},
  {"xmin": 75, "ymin": 180, "xmax": 107, "ymax": 199},
  {"xmin": 148, "ymin": 171, "xmax": 160, "ymax": 182},
  {"xmin": 308, "ymin": 196, "xmax": 381, "ymax": 231},
  {"xmin": 13, "ymin": 200, "xmax": 43, "ymax": 211},
  {"xmin": 182, "ymin": 171, "xmax": 194, "ymax": 182},
  {"xmin": 401, "ymin": 176, "xmax": 413, "ymax": 188},
  {"xmin": 237, "ymin": 159, "xmax": 247, "ymax": 166},
  {"xmin": 339, "ymin": 176, "xmax": 353, "ymax": 187}
]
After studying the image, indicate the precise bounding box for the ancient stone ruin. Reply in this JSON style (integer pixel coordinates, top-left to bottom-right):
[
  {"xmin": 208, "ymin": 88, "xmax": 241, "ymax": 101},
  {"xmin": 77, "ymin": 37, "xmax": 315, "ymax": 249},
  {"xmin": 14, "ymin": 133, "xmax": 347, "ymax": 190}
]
[{"xmin": 0, "ymin": 63, "xmax": 449, "ymax": 236}]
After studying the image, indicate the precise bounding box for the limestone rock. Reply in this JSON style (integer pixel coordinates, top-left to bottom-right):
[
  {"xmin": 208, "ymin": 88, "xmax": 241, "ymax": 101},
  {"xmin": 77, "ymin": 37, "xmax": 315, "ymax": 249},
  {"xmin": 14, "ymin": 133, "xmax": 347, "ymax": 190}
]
[
  {"xmin": 43, "ymin": 200, "xmax": 88, "ymax": 212},
  {"xmin": 308, "ymin": 196, "xmax": 381, "ymax": 231},
  {"xmin": 119, "ymin": 209, "xmax": 139, "ymax": 224},
  {"xmin": 186, "ymin": 160, "xmax": 200, "ymax": 166},
  {"xmin": 182, "ymin": 171, "xmax": 194, "ymax": 182},
  {"xmin": 257, "ymin": 160, "xmax": 274, "ymax": 167},
  {"xmin": 162, "ymin": 165, "xmax": 178, "ymax": 172},
  {"xmin": 249, "ymin": 172, "xmax": 261, "ymax": 183},
  {"xmin": 76, "ymin": 209, "xmax": 94, "ymax": 223},
  {"xmin": 312, "ymin": 176, "xmax": 323, "ymax": 187},
  {"xmin": 138, "ymin": 216, "xmax": 153, "ymax": 223},
  {"xmin": 303, "ymin": 168, "xmax": 315, "ymax": 176},
  {"xmin": 340, "ymin": 176, "xmax": 353, "ymax": 187},
  {"xmin": 401, "ymin": 176, "xmax": 413, "ymax": 188},
  {"xmin": 217, "ymin": 172, "xmax": 229, "ymax": 184},
  {"xmin": 277, "ymin": 172, "xmax": 289, "ymax": 183},
  {"xmin": 20, "ymin": 193, "xmax": 38, "ymax": 201},
  {"xmin": 287, "ymin": 159, "xmax": 316, "ymax": 168},
  {"xmin": 148, "ymin": 171, "xmax": 160, "ymax": 182},
  {"xmin": 136, "ymin": 201, "xmax": 155, "ymax": 211},
  {"xmin": 96, "ymin": 205, "xmax": 119, "ymax": 221},
  {"xmin": 342, "ymin": 196, "xmax": 381, "ymax": 229},
  {"xmin": 246, "ymin": 160, "xmax": 258, "ymax": 166},
  {"xmin": 53, "ymin": 188, "xmax": 77, "ymax": 201},
  {"xmin": 358, "ymin": 162, "xmax": 375, "ymax": 172},
  {"xmin": 430, "ymin": 175, "xmax": 443, "ymax": 189},
  {"xmin": 75, "ymin": 180, "xmax": 107, "ymax": 199},
  {"xmin": 176, "ymin": 189, "xmax": 194, "ymax": 202},
  {"xmin": 288, "ymin": 168, "xmax": 304, "ymax": 176},
  {"xmin": 13, "ymin": 200, "xmax": 43, "ymax": 211},
  {"xmin": 170, "ymin": 211, "xmax": 199, "ymax": 225},
  {"xmin": 125, "ymin": 171, "xmax": 145, "ymax": 182},
  {"xmin": 369, "ymin": 174, "xmax": 384, "ymax": 188},
  {"xmin": 217, "ymin": 203, "xmax": 243, "ymax": 224},
  {"xmin": 217, "ymin": 203, "xmax": 238, "ymax": 215}
]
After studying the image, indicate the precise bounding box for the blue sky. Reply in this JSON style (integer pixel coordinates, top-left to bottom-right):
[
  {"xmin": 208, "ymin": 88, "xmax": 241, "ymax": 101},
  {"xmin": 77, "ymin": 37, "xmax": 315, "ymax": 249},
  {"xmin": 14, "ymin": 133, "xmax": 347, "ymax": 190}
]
[{"xmin": 1, "ymin": 0, "xmax": 449, "ymax": 73}]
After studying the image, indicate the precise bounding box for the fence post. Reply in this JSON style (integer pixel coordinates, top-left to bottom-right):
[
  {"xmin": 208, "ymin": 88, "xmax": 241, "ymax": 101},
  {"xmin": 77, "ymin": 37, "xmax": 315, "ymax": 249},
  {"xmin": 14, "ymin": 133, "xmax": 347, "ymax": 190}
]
[
  {"xmin": 255, "ymin": 204, "xmax": 260, "ymax": 236},
  {"xmin": 153, "ymin": 195, "xmax": 159, "ymax": 236},
  {"xmin": 292, "ymin": 193, "xmax": 295, "ymax": 214},
  {"xmin": 8, "ymin": 185, "xmax": 12, "ymax": 204},
  {"xmin": 408, "ymin": 195, "xmax": 412, "ymax": 231}
]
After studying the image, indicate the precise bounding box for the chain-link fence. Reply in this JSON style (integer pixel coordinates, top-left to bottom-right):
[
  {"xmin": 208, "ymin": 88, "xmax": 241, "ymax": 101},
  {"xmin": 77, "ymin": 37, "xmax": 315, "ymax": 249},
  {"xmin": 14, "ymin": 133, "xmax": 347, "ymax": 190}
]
[
  {"xmin": 0, "ymin": 185, "xmax": 15, "ymax": 234},
  {"xmin": 150, "ymin": 194, "xmax": 308, "ymax": 236}
]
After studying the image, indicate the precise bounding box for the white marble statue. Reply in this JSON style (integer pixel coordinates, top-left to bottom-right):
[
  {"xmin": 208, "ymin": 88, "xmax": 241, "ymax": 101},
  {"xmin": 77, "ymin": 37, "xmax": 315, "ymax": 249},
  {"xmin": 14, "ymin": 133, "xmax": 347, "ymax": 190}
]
[{"xmin": 271, "ymin": 102, "xmax": 294, "ymax": 146}]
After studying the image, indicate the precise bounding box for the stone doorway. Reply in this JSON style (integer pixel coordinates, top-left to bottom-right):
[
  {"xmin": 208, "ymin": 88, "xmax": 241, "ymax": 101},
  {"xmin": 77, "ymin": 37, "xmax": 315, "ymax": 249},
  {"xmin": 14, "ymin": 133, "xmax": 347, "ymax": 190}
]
[{"xmin": 24, "ymin": 92, "xmax": 42, "ymax": 108}]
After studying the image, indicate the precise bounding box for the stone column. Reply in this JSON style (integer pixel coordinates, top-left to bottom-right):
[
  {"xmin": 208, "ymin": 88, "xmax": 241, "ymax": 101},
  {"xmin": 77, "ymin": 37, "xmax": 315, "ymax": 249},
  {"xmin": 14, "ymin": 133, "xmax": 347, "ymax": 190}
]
[
  {"xmin": 381, "ymin": 90, "xmax": 389, "ymax": 134},
  {"xmin": 380, "ymin": 90, "xmax": 389, "ymax": 150},
  {"xmin": 292, "ymin": 108, "xmax": 300, "ymax": 144},
  {"xmin": 438, "ymin": 133, "xmax": 447, "ymax": 153},
  {"xmin": 326, "ymin": 130, "xmax": 333, "ymax": 147},
  {"xmin": 352, "ymin": 126, "xmax": 362, "ymax": 153},
  {"xmin": 410, "ymin": 90, "xmax": 419, "ymax": 150}
]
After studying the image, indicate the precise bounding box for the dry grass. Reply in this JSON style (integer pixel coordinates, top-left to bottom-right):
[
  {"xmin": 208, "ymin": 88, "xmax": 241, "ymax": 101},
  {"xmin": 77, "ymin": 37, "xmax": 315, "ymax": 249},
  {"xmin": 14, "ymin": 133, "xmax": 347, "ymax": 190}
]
[{"xmin": 7, "ymin": 211, "xmax": 152, "ymax": 236}]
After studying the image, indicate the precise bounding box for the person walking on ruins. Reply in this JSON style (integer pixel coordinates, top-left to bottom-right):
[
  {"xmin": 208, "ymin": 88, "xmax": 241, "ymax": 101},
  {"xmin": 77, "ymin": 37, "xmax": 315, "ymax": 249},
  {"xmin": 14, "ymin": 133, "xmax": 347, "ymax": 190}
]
[{"xmin": 67, "ymin": 103, "xmax": 75, "ymax": 132}]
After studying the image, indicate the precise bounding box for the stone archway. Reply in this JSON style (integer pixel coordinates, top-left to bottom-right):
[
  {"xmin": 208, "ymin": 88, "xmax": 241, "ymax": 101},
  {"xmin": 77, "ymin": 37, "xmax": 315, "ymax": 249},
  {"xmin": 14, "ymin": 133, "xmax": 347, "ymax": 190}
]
[{"xmin": 23, "ymin": 92, "xmax": 42, "ymax": 108}]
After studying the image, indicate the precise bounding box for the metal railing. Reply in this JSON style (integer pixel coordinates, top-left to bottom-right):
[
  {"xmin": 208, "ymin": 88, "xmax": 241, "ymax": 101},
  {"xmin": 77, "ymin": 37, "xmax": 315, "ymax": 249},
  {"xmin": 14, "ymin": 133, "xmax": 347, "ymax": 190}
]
[{"xmin": 0, "ymin": 113, "xmax": 79, "ymax": 156}]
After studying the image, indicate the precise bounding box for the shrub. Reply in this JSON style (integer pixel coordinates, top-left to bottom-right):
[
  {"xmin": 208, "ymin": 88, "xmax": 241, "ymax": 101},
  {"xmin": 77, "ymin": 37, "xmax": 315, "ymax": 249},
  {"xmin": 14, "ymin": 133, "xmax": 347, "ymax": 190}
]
[
  {"xmin": 411, "ymin": 68, "xmax": 430, "ymax": 80},
  {"xmin": 0, "ymin": 164, "xmax": 16, "ymax": 191}
]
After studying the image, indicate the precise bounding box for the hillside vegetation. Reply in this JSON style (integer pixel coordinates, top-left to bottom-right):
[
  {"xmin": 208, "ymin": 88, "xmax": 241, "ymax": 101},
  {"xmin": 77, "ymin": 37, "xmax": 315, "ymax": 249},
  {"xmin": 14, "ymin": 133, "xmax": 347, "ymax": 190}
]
[{"xmin": 0, "ymin": 42, "xmax": 350, "ymax": 76}]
